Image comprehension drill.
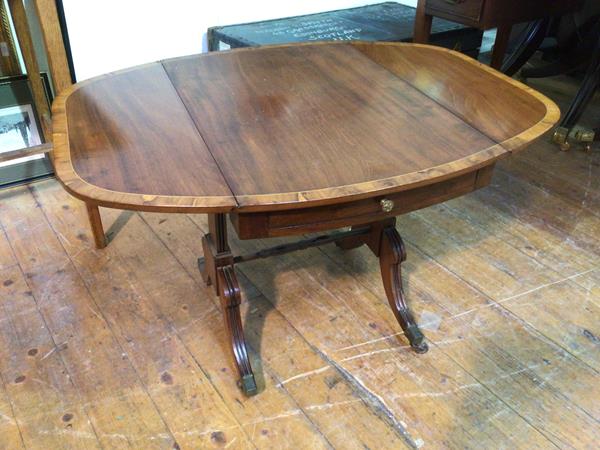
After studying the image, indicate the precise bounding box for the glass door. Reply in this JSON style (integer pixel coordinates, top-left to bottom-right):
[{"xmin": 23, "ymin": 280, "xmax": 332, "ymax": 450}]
[{"xmin": 0, "ymin": 0, "xmax": 53, "ymax": 187}]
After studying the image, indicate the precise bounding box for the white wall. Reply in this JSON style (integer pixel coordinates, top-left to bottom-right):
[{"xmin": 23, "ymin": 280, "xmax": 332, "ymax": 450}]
[{"xmin": 62, "ymin": 0, "xmax": 416, "ymax": 81}]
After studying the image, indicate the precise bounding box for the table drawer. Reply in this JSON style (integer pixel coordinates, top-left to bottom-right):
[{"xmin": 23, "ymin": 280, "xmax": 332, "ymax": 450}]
[
  {"xmin": 426, "ymin": 0, "xmax": 484, "ymax": 23},
  {"xmin": 231, "ymin": 165, "xmax": 494, "ymax": 239}
]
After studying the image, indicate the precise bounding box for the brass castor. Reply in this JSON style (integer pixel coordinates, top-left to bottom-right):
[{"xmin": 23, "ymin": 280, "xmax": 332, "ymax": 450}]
[{"xmin": 553, "ymin": 126, "xmax": 595, "ymax": 152}]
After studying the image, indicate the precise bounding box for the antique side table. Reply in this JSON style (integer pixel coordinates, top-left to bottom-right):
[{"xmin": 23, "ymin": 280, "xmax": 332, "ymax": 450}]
[
  {"xmin": 414, "ymin": 0, "xmax": 583, "ymax": 69},
  {"xmin": 52, "ymin": 42, "xmax": 559, "ymax": 395}
]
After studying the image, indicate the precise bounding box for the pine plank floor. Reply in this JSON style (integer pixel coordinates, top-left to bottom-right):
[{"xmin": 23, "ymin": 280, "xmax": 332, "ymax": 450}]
[{"xmin": 0, "ymin": 76, "xmax": 599, "ymax": 449}]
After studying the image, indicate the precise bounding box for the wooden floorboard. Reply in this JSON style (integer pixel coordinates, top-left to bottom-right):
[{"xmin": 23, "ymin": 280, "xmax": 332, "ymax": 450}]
[
  {"xmin": 1, "ymin": 186, "xmax": 175, "ymax": 449},
  {"xmin": 33, "ymin": 181, "xmax": 411, "ymax": 449},
  {"xmin": 318, "ymin": 221, "xmax": 598, "ymax": 447},
  {"xmin": 175, "ymin": 213, "xmax": 555, "ymax": 448},
  {"xmin": 140, "ymin": 211, "xmax": 414, "ymax": 449},
  {"xmin": 0, "ymin": 76, "xmax": 599, "ymax": 449},
  {"xmin": 29, "ymin": 183, "xmax": 260, "ymax": 449}
]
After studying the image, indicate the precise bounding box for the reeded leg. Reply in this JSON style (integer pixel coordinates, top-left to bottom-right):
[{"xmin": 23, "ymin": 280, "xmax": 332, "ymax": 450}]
[
  {"xmin": 199, "ymin": 213, "xmax": 257, "ymax": 395},
  {"xmin": 552, "ymin": 34, "xmax": 600, "ymax": 151},
  {"xmin": 85, "ymin": 203, "xmax": 106, "ymax": 249},
  {"xmin": 501, "ymin": 18, "xmax": 549, "ymax": 76},
  {"xmin": 217, "ymin": 266, "xmax": 257, "ymax": 395},
  {"xmin": 559, "ymin": 33, "xmax": 600, "ymax": 129},
  {"xmin": 378, "ymin": 226, "xmax": 428, "ymax": 353}
]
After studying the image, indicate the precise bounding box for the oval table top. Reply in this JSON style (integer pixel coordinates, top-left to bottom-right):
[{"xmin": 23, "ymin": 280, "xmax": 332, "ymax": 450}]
[{"xmin": 52, "ymin": 42, "xmax": 559, "ymax": 213}]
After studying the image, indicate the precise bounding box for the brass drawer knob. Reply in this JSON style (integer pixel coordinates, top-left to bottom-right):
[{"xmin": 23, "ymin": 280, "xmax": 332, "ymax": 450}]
[{"xmin": 380, "ymin": 199, "xmax": 394, "ymax": 213}]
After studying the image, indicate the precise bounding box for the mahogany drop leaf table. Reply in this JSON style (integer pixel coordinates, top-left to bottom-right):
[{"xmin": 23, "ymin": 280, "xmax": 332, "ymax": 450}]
[{"xmin": 53, "ymin": 42, "xmax": 559, "ymax": 395}]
